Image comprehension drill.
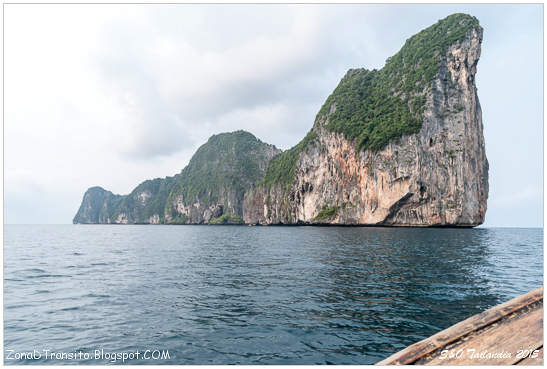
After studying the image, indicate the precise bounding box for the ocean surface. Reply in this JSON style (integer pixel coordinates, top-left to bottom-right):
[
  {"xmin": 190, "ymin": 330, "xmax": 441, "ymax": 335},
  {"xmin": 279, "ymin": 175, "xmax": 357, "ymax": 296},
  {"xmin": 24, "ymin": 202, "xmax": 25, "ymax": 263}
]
[{"xmin": 3, "ymin": 225, "xmax": 543, "ymax": 365}]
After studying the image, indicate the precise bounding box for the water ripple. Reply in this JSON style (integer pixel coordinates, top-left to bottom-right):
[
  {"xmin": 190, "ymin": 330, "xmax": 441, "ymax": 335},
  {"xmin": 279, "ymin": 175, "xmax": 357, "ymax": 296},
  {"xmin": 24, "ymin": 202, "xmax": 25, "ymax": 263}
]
[{"xmin": 3, "ymin": 225, "xmax": 543, "ymax": 365}]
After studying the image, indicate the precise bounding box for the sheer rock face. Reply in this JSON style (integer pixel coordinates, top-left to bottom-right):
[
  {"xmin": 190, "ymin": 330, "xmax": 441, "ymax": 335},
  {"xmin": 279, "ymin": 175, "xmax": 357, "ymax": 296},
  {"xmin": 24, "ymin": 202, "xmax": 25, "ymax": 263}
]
[{"xmin": 243, "ymin": 26, "xmax": 488, "ymax": 227}]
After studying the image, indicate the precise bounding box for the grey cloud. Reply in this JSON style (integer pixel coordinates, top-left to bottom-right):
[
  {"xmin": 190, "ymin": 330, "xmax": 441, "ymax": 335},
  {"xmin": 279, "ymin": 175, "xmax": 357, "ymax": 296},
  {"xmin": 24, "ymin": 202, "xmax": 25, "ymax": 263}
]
[{"xmin": 92, "ymin": 5, "xmax": 374, "ymax": 157}]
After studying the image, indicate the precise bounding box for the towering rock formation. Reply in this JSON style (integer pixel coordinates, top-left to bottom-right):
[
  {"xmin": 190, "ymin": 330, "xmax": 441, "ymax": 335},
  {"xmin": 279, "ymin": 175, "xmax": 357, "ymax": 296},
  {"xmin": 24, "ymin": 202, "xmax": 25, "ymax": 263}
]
[
  {"xmin": 74, "ymin": 13, "xmax": 488, "ymax": 227},
  {"xmin": 243, "ymin": 13, "xmax": 488, "ymax": 226}
]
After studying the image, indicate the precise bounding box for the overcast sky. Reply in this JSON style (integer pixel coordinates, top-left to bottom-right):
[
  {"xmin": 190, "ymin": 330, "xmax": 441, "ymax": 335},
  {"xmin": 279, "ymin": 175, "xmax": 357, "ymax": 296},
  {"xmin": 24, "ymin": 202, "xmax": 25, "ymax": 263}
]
[{"xmin": 4, "ymin": 4, "xmax": 543, "ymax": 227}]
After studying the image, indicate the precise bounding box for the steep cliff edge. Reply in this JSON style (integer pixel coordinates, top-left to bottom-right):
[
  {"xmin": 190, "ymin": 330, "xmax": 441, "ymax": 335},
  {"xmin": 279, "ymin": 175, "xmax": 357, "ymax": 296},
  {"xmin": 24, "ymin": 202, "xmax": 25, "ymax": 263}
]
[
  {"xmin": 243, "ymin": 13, "xmax": 489, "ymax": 226},
  {"xmin": 73, "ymin": 131, "xmax": 280, "ymax": 224}
]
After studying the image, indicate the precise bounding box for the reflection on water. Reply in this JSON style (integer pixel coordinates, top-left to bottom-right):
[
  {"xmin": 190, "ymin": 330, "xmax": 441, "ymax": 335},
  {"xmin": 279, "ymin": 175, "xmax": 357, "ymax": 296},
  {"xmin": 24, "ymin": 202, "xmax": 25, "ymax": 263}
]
[{"xmin": 4, "ymin": 225, "xmax": 543, "ymax": 364}]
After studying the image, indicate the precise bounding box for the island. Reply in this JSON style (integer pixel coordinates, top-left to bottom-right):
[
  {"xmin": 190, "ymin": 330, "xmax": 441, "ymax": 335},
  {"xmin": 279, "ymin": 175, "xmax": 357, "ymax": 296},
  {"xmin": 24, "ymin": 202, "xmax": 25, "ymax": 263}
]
[{"xmin": 74, "ymin": 13, "xmax": 489, "ymax": 227}]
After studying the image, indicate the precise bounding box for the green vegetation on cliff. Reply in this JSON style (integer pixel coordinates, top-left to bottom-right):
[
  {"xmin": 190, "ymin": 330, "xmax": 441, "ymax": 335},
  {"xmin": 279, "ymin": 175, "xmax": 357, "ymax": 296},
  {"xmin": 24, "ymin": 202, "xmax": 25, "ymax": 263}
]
[
  {"xmin": 318, "ymin": 13, "xmax": 479, "ymax": 152},
  {"xmin": 209, "ymin": 214, "xmax": 244, "ymax": 224},
  {"xmin": 313, "ymin": 205, "xmax": 339, "ymax": 221},
  {"xmin": 166, "ymin": 130, "xmax": 280, "ymax": 214},
  {"xmin": 118, "ymin": 176, "xmax": 178, "ymax": 223},
  {"xmin": 260, "ymin": 130, "xmax": 317, "ymax": 187},
  {"xmin": 259, "ymin": 13, "xmax": 480, "ymax": 190}
]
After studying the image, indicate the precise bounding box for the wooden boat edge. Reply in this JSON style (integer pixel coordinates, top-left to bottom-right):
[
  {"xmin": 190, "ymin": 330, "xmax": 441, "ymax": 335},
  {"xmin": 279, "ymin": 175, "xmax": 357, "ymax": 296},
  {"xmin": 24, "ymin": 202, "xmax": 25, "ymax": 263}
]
[{"xmin": 376, "ymin": 287, "xmax": 543, "ymax": 365}]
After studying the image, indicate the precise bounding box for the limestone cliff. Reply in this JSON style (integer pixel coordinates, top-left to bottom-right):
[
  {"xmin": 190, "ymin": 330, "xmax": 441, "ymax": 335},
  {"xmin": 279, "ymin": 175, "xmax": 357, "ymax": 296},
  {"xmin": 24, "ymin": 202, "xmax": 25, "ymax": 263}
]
[
  {"xmin": 74, "ymin": 13, "xmax": 489, "ymax": 227},
  {"xmin": 243, "ymin": 13, "xmax": 488, "ymax": 227}
]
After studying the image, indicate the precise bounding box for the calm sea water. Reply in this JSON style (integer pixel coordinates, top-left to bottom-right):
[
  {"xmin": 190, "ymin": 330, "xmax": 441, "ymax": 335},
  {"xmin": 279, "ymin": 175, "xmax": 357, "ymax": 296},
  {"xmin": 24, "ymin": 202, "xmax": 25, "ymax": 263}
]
[{"xmin": 4, "ymin": 225, "xmax": 543, "ymax": 365}]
